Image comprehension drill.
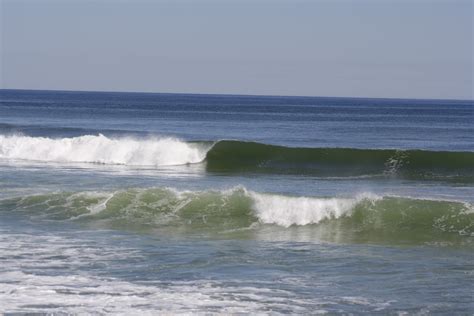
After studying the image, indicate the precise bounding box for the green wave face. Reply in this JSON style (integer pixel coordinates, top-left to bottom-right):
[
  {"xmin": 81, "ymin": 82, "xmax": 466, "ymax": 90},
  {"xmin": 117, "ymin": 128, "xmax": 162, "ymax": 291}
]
[
  {"xmin": 205, "ymin": 141, "xmax": 474, "ymax": 182},
  {"xmin": 2, "ymin": 187, "xmax": 473, "ymax": 245}
]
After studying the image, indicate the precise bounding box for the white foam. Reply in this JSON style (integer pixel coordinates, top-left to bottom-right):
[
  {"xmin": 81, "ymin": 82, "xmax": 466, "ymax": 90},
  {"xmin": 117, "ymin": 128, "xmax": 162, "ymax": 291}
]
[
  {"xmin": 0, "ymin": 228, "xmax": 325, "ymax": 314},
  {"xmin": 0, "ymin": 134, "xmax": 208, "ymax": 166},
  {"xmin": 249, "ymin": 191, "xmax": 379, "ymax": 227}
]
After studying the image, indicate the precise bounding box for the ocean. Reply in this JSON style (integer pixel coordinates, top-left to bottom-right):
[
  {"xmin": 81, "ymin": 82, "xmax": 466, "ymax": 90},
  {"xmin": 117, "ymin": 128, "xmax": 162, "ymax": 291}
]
[{"xmin": 0, "ymin": 89, "xmax": 473, "ymax": 314}]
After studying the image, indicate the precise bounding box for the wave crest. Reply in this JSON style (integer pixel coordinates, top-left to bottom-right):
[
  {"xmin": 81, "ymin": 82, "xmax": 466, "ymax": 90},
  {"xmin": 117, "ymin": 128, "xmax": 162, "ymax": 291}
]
[
  {"xmin": 2, "ymin": 187, "xmax": 473, "ymax": 244},
  {"xmin": 0, "ymin": 134, "xmax": 208, "ymax": 166},
  {"xmin": 250, "ymin": 192, "xmax": 379, "ymax": 227},
  {"xmin": 205, "ymin": 141, "xmax": 474, "ymax": 181},
  {"xmin": 1, "ymin": 135, "xmax": 473, "ymax": 181}
]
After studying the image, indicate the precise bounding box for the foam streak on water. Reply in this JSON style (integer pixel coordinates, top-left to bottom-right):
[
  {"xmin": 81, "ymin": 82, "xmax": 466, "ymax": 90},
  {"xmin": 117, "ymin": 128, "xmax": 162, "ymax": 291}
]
[{"xmin": 0, "ymin": 228, "xmax": 326, "ymax": 314}]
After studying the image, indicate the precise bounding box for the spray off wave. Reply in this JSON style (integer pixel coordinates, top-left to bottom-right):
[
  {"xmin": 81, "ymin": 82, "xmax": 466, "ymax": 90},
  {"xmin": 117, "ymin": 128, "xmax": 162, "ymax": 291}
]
[
  {"xmin": 0, "ymin": 134, "xmax": 208, "ymax": 166},
  {"xmin": 2, "ymin": 187, "xmax": 473, "ymax": 244}
]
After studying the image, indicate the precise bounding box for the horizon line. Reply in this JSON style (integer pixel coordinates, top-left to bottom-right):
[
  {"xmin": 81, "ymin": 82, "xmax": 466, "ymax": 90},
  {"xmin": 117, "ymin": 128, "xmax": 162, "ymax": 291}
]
[{"xmin": 1, "ymin": 88, "xmax": 472, "ymax": 103}]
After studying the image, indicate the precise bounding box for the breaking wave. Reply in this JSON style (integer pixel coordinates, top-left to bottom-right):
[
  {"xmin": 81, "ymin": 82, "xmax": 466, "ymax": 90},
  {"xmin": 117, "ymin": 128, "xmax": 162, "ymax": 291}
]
[
  {"xmin": 0, "ymin": 134, "xmax": 208, "ymax": 166},
  {"xmin": 1, "ymin": 135, "xmax": 473, "ymax": 181},
  {"xmin": 2, "ymin": 187, "xmax": 473, "ymax": 244}
]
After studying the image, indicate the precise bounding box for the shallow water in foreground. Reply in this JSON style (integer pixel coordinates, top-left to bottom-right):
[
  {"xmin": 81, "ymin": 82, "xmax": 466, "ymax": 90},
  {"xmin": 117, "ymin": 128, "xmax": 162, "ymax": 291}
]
[{"xmin": 0, "ymin": 90, "xmax": 473, "ymax": 314}]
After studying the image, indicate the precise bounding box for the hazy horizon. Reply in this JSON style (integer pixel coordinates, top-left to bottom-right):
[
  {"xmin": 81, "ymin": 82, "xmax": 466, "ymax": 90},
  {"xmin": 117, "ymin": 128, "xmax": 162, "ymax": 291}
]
[
  {"xmin": 1, "ymin": 0, "xmax": 473, "ymax": 100},
  {"xmin": 2, "ymin": 87, "xmax": 474, "ymax": 102}
]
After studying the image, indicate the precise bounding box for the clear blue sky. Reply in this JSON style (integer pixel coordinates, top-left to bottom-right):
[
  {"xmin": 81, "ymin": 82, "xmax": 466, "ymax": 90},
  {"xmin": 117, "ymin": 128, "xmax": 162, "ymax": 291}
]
[{"xmin": 1, "ymin": 0, "xmax": 472, "ymax": 99}]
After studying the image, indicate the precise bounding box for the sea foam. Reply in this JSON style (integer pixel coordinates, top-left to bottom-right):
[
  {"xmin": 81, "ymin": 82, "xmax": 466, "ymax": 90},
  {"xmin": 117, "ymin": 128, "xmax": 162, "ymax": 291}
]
[
  {"xmin": 249, "ymin": 191, "xmax": 379, "ymax": 227},
  {"xmin": 0, "ymin": 134, "xmax": 208, "ymax": 166}
]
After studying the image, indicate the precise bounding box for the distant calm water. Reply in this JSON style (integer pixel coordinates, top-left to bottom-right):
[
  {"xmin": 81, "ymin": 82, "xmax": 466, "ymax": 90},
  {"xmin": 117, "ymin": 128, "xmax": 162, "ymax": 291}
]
[{"xmin": 0, "ymin": 89, "xmax": 473, "ymax": 314}]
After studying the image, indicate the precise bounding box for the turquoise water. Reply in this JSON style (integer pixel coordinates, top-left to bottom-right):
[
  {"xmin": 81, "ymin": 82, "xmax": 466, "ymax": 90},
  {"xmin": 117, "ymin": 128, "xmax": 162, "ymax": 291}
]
[{"xmin": 0, "ymin": 90, "xmax": 473, "ymax": 314}]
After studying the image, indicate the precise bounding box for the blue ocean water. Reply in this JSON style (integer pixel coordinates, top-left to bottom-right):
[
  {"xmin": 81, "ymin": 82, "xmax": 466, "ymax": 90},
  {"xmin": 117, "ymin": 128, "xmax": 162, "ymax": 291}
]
[{"xmin": 0, "ymin": 89, "xmax": 473, "ymax": 314}]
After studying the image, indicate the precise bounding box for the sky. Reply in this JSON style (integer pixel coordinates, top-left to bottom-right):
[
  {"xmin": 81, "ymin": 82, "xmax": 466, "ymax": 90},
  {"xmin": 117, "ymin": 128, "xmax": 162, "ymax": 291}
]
[{"xmin": 1, "ymin": 0, "xmax": 473, "ymax": 100}]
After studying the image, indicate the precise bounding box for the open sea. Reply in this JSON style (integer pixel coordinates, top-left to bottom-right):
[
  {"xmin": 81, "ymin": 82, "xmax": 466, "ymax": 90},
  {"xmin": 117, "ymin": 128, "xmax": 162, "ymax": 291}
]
[{"xmin": 0, "ymin": 89, "xmax": 473, "ymax": 314}]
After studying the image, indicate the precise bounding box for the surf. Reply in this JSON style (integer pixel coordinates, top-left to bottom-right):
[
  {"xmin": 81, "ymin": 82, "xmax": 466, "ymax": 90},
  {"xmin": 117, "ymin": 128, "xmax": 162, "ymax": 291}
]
[
  {"xmin": 0, "ymin": 134, "xmax": 209, "ymax": 166},
  {"xmin": 2, "ymin": 187, "xmax": 472, "ymax": 245},
  {"xmin": 1, "ymin": 135, "xmax": 473, "ymax": 182}
]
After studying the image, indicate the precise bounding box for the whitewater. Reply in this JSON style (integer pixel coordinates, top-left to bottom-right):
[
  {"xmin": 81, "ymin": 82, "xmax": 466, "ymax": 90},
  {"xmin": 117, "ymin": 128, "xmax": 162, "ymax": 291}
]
[
  {"xmin": 0, "ymin": 134, "xmax": 208, "ymax": 166},
  {"xmin": 1, "ymin": 134, "xmax": 473, "ymax": 182},
  {"xmin": 3, "ymin": 185, "xmax": 473, "ymax": 243}
]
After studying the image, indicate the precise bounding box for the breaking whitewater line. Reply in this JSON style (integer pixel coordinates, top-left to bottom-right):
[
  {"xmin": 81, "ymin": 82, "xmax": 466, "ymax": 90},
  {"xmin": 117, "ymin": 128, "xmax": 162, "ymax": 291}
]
[
  {"xmin": 1, "ymin": 135, "xmax": 473, "ymax": 181},
  {"xmin": 0, "ymin": 134, "xmax": 209, "ymax": 166}
]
